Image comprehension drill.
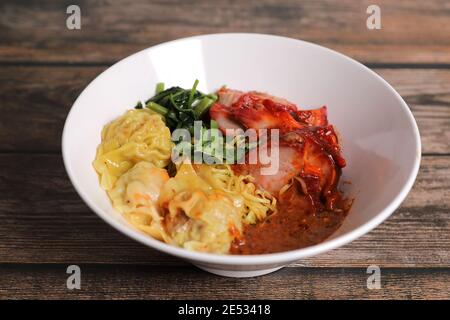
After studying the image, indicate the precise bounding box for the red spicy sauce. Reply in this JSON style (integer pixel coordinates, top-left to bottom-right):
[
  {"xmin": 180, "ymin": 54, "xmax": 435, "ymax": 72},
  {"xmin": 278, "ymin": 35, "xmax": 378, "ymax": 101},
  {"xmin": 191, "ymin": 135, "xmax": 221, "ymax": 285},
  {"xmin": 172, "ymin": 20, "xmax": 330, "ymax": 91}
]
[{"xmin": 230, "ymin": 184, "xmax": 351, "ymax": 255}]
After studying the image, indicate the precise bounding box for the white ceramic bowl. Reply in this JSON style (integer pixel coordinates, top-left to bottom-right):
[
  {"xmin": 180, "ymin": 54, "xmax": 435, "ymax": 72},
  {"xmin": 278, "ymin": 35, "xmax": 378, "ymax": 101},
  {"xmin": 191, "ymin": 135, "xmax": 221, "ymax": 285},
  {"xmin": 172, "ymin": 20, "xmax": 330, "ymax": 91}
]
[{"xmin": 62, "ymin": 33, "xmax": 421, "ymax": 277}]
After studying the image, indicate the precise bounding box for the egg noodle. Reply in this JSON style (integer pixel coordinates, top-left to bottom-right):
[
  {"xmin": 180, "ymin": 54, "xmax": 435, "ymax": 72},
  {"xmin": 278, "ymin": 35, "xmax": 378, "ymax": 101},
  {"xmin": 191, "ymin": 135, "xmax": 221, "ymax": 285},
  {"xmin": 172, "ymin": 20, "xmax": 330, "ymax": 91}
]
[
  {"xmin": 194, "ymin": 164, "xmax": 277, "ymax": 224},
  {"xmin": 93, "ymin": 109, "xmax": 276, "ymax": 254}
]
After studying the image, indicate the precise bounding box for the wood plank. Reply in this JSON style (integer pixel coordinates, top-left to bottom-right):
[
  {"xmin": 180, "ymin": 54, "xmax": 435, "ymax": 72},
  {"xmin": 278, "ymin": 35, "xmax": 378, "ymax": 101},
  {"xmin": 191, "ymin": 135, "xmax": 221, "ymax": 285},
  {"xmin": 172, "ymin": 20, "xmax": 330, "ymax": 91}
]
[
  {"xmin": 0, "ymin": 154, "xmax": 448, "ymax": 267},
  {"xmin": 0, "ymin": 66, "xmax": 101, "ymax": 153},
  {"xmin": 0, "ymin": 66, "xmax": 449, "ymax": 154},
  {"xmin": 0, "ymin": 265, "xmax": 448, "ymax": 299},
  {"xmin": 0, "ymin": 0, "xmax": 449, "ymax": 64},
  {"xmin": 376, "ymin": 69, "xmax": 450, "ymax": 154}
]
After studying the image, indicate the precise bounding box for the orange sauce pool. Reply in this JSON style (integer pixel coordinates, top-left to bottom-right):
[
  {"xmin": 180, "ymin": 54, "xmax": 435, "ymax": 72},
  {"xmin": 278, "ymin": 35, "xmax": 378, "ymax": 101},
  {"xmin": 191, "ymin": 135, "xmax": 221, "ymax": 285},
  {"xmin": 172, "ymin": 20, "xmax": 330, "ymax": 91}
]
[{"xmin": 230, "ymin": 186, "xmax": 351, "ymax": 255}]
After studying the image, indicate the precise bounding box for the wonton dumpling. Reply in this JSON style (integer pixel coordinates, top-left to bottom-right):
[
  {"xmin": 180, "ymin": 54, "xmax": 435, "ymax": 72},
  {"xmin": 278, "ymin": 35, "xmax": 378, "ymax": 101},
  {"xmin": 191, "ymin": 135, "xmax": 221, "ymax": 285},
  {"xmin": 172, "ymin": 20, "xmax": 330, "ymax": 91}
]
[
  {"xmin": 159, "ymin": 162, "xmax": 244, "ymax": 254},
  {"xmin": 108, "ymin": 161, "xmax": 169, "ymax": 241},
  {"xmin": 93, "ymin": 109, "xmax": 172, "ymax": 190}
]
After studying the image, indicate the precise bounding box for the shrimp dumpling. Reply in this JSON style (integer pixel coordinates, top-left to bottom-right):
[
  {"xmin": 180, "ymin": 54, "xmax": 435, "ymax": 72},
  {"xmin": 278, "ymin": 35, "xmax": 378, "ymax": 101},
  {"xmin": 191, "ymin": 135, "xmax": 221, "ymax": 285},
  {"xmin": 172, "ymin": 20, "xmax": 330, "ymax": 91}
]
[
  {"xmin": 108, "ymin": 161, "xmax": 169, "ymax": 241},
  {"xmin": 159, "ymin": 163, "xmax": 244, "ymax": 253}
]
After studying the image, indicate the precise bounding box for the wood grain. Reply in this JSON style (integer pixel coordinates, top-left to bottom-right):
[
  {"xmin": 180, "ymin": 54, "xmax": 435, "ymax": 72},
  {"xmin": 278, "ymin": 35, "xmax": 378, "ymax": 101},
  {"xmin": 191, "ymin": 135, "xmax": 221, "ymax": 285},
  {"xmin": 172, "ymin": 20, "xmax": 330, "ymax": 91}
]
[
  {"xmin": 0, "ymin": 0, "xmax": 449, "ymax": 64},
  {"xmin": 0, "ymin": 66, "xmax": 449, "ymax": 154},
  {"xmin": 0, "ymin": 265, "xmax": 448, "ymax": 299},
  {"xmin": 0, "ymin": 154, "xmax": 448, "ymax": 267},
  {"xmin": 0, "ymin": 0, "xmax": 449, "ymax": 300}
]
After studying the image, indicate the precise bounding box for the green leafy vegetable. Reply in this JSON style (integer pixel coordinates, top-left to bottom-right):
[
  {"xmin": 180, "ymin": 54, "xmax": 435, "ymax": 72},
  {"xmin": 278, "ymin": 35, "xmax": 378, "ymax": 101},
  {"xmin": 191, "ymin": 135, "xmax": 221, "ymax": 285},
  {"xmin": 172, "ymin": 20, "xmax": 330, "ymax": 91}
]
[
  {"xmin": 135, "ymin": 80, "xmax": 257, "ymax": 164},
  {"xmin": 139, "ymin": 80, "xmax": 216, "ymax": 132}
]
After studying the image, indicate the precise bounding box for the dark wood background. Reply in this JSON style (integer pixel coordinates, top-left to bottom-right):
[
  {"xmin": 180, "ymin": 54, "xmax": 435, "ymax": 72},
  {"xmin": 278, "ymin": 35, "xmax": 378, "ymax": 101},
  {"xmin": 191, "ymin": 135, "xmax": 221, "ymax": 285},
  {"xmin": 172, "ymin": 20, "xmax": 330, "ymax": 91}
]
[{"xmin": 0, "ymin": 0, "xmax": 449, "ymax": 299}]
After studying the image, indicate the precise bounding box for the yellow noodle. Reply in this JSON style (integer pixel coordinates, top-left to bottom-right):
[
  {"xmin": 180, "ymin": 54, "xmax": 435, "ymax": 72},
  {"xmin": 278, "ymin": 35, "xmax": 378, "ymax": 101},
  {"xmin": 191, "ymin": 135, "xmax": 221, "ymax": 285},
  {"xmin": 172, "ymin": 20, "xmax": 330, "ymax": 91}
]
[{"xmin": 194, "ymin": 164, "xmax": 277, "ymax": 224}]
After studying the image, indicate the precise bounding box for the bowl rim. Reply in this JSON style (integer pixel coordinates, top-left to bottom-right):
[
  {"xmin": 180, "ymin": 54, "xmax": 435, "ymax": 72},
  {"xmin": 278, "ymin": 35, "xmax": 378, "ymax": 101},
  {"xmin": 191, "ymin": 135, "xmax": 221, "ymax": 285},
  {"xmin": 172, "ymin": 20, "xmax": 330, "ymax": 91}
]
[{"xmin": 62, "ymin": 33, "xmax": 422, "ymax": 266}]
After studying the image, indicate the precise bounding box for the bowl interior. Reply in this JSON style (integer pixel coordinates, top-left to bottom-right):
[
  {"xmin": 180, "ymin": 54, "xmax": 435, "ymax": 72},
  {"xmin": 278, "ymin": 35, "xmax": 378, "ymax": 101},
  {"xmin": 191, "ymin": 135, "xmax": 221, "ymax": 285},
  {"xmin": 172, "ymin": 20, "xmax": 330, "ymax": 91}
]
[{"xmin": 63, "ymin": 34, "xmax": 420, "ymax": 262}]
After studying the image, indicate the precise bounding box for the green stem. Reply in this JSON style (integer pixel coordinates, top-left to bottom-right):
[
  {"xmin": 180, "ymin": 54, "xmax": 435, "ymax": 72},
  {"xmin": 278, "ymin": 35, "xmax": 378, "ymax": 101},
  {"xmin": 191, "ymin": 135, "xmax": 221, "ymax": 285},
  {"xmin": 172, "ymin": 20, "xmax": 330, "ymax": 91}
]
[
  {"xmin": 194, "ymin": 97, "xmax": 214, "ymax": 119},
  {"xmin": 155, "ymin": 82, "xmax": 165, "ymax": 94},
  {"xmin": 187, "ymin": 79, "xmax": 199, "ymax": 108}
]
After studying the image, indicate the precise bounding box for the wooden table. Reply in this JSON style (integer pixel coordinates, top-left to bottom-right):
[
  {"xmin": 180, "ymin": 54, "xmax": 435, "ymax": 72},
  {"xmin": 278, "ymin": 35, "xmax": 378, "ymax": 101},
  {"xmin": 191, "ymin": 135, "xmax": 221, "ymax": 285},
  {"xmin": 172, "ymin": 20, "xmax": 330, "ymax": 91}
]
[{"xmin": 0, "ymin": 0, "xmax": 449, "ymax": 299}]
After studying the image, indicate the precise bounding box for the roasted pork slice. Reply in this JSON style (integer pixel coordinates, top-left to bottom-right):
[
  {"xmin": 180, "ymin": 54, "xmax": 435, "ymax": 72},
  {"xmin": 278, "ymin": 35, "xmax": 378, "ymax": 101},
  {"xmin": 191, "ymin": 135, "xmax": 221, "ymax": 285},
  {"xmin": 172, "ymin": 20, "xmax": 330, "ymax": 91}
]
[
  {"xmin": 232, "ymin": 129, "xmax": 342, "ymax": 209},
  {"xmin": 208, "ymin": 102, "xmax": 243, "ymax": 135},
  {"xmin": 217, "ymin": 87, "xmax": 297, "ymax": 109},
  {"xmin": 213, "ymin": 87, "xmax": 328, "ymax": 130},
  {"xmin": 217, "ymin": 87, "xmax": 243, "ymax": 106},
  {"xmin": 232, "ymin": 142, "xmax": 303, "ymax": 194},
  {"xmin": 213, "ymin": 88, "xmax": 345, "ymax": 210},
  {"xmin": 231, "ymin": 94, "xmax": 304, "ymax": 134},
  {"xmin": 211, "ymin": 88, "xmax": 345, "ymax": 169},
  {"xmin": 283, "ymin": 126, "xmax": 346, "ymax": 169},
  {"xmin": 290, "ymin": 106, "xmax": 328, "ymax": 127}
]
